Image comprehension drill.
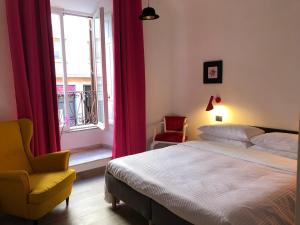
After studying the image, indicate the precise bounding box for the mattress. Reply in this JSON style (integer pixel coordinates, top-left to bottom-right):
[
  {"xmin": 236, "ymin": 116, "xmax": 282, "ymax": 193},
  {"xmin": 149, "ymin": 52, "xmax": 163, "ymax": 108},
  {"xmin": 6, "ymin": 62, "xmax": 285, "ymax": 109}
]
[{"xmin": 106, "ymin": 141, "xmax": 296, "ymax": 225}]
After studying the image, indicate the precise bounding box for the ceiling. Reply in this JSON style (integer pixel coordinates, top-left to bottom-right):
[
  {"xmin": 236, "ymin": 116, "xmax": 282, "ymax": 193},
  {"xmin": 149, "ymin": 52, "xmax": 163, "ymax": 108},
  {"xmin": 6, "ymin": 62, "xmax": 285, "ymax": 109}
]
[{"xmin": 50, "ymin": 0, "xmax": 112, "ymax": 15}]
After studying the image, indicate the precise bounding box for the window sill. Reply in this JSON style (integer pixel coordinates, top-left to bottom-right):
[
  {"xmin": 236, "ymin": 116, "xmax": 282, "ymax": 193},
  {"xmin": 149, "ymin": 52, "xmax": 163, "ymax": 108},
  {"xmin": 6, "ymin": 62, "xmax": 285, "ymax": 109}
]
[{"xmin": 62, "ymin": 124, "xmax": 100, "ymax": 133}]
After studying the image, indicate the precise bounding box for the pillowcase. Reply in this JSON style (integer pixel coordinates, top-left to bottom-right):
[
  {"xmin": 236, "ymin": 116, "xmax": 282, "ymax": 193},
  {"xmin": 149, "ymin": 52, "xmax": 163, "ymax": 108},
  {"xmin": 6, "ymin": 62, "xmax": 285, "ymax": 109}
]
[
  {"xmin": 249, "ymin": 145, "xmax": 297, "ymax": 160},
  {"xmin": 199, "ymin": 124, "xmax": 265, "ymax": 142},
  {"xmin": 199, "ymin": 133, "xmax": 253, "ymax": 148},
  {"xmin": 250, "ymin": 132, "xmax": 298, "ymax": 153}
]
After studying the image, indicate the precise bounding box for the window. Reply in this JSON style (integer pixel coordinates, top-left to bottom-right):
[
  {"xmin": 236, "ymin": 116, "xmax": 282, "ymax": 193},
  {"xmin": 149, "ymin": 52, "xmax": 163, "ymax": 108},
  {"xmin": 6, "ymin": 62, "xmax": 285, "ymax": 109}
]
[{"xmin": 51, "ymin": 8, "xmax": 113, "ymax": 130}]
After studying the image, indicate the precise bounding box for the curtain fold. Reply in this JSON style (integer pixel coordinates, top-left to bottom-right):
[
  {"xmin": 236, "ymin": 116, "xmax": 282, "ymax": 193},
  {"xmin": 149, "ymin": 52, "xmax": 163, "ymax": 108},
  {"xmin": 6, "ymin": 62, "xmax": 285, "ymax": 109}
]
[
  {"xmin": 6, "ymin": 0, "xmax": 61, "ymax": 156},
  {"xmin": 112, "ymin": 0, "xmax": 146, "ymax": 158}
]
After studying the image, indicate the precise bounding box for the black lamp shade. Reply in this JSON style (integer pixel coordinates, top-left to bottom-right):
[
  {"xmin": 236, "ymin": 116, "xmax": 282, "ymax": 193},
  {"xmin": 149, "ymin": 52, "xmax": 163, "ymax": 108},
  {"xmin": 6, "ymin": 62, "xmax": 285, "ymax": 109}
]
[{"xmin": 139, "ymin": 7, "xmax": 159, "ymax": 20}]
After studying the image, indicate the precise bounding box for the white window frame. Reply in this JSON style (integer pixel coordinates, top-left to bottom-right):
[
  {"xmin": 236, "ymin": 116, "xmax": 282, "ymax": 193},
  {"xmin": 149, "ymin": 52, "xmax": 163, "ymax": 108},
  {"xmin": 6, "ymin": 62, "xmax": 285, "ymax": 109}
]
[
  {"xmin": 92, "ymin": 7, "xmax": 109, "ymax": 130},
  {"xmin": 51, "ymin": 7, "xmax": 110, "ymax": 131}
]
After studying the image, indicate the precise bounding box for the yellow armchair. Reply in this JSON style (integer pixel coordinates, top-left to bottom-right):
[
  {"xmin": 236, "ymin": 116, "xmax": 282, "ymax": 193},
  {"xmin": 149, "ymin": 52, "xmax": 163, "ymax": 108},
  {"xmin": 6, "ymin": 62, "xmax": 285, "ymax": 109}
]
[{"xmin": 0, "ymin": 119, "xmax": 76, "ymax": 223}]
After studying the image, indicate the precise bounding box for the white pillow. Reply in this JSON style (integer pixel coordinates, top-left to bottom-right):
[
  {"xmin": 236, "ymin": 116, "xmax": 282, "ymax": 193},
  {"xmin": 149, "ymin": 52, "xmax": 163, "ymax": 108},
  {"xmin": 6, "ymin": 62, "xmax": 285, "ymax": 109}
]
[
  {"xmin": 249, "ymin": 145, "xmax": 297, "ymax": 160},
  {"xmin": 199, "ymin": 124, "xmax": 265, "ymax": 142},
  {"xmin": 199, "ymin": 133, "xmax": 253, "ymax": 148},
  {"xmin": 250, "ymin": 132, "xmax": 298, "ymax": 153}
]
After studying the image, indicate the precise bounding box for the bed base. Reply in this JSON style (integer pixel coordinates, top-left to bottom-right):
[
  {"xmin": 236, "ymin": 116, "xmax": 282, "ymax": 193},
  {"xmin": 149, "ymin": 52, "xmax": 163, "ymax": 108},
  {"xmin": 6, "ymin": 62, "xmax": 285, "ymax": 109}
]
[{"xmin": 105, "ymin": 172, "xmax": 193, "ymax": 225}]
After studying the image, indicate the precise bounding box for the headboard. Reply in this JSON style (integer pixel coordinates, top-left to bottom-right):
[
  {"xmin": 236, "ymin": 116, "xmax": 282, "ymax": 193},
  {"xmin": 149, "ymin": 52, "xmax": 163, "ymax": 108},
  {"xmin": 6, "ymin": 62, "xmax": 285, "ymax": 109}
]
[{"xmin": 255, "ymin": 126, "xmax": 299, "ymax": 134}]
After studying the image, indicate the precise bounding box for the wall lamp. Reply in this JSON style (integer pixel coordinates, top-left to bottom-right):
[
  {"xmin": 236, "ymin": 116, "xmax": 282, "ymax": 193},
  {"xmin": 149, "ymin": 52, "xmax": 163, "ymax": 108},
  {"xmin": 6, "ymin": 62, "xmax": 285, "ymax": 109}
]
[
  {"xmin": 205, "ymin": 95, "xmax": 221, "ymax": 111},
  {"xmin": 139, "ymin": 0, "xmax": 159, "ymax": 20}
]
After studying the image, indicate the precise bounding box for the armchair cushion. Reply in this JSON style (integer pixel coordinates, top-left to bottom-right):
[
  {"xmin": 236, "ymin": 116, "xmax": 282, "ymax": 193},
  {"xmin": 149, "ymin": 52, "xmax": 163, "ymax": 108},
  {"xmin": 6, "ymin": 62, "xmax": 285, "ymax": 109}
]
[
  {"xmin": 165, "ymin": 116, "xmax": 186, "ymax": 131},
  {"xmin": 154, "ymin": 132, "xmax": 187, "ymax": 143},
  {"xmin": 30, "ymin": 151, "xmax": 71, "ymax": 173},
  {"xmin": 29, "ymin": 169, "xmax": 76, "ymax": 204}
]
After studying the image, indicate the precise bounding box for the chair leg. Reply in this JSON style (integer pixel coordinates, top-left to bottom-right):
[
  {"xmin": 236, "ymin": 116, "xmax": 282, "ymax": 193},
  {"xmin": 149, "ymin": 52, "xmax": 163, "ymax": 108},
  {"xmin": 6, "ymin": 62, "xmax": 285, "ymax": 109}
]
[
  {"xmin": 33, "ymin": 220, "xmax": 38, "ymax": 225},
  {"xmin": 66, "ymin": 197, "xmax": 69, "ymax": 207},
  {"xmin": 150, "ymin": 142, "xmax": 155, "ymax": 150},
  {"xmin": 112, "ymin": 196, "xmax": 117, "ymax": 210}
]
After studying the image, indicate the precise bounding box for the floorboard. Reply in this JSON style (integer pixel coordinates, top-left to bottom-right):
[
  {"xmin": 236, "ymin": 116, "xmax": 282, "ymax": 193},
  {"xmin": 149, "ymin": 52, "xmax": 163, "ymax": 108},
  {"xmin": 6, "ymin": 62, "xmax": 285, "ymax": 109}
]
[{"xmin": 0, "ymin": 174, "xmax": 148, "ymax": 225}]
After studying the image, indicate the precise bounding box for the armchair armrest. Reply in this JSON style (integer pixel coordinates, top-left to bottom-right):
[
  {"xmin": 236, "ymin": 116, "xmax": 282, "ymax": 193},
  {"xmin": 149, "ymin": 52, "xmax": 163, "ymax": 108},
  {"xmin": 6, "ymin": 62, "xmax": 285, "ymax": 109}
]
[
  {"xmin": 30, "ymin": 150, "xmax": 71, "ymax": 173},
  {"xmin": 152, "ymin": 121, "xmax": 165, "ymax": 142},
  {"xmin": 0, "ymin": 170, "xmax": 30, "ymax": 194},
  {"xmin": 182, "ymin": 123, "xmax": 188, "ymax": 142}
]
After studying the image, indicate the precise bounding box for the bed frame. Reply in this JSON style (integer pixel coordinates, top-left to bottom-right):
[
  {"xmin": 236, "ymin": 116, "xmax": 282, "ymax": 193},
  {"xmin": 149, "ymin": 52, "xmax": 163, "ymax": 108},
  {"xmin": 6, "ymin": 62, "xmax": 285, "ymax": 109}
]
[{"xmin": 105, "ymin": 127, "xmax": 299, "ymax": 225}]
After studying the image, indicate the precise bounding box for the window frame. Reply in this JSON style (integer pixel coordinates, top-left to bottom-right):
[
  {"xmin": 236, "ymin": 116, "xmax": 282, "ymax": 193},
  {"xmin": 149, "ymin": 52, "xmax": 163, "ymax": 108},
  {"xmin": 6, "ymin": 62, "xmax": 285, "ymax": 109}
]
[
  {"xmin": 52, "ymin": 8, "xmax": 101, "ymax": 132},
  {"xmin": 92, "ymin": 7, "xmax": 109, "ymax": 130},
  {"xmin": 52, "ymin": 7, "xmax": 112, "ymax": 132}
]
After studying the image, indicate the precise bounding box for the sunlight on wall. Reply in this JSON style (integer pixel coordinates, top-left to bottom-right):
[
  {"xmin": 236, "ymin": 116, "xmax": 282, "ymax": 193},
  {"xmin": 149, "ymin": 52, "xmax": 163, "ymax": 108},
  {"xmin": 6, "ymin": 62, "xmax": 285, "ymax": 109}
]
[{"xmin": 208, "ymin": 105, "xmax": 233, "ymax": 124}]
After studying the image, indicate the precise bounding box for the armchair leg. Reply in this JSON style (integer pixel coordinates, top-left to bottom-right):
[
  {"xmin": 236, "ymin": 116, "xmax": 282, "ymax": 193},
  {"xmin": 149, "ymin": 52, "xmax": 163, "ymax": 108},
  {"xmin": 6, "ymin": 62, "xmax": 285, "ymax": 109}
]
[
  {"xmin": 66, "ymin": 197, "xmax": 69, "ymax": 207},
  {"xmin": 112, "ymin": 196, "xmax": 118, "ymax": 210}
]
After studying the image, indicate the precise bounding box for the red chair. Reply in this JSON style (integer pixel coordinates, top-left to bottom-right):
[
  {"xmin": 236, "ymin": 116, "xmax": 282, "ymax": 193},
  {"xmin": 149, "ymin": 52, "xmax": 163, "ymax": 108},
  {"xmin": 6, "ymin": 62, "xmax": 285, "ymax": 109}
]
[{"xmin": 151, "ymin": 116, "xmax": 188, "ymax": 149}]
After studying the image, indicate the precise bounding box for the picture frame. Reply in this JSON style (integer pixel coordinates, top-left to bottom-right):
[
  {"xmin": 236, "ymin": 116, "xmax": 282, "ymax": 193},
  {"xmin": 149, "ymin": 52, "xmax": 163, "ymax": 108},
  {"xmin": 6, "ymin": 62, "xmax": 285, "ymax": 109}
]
[{"xmin": 203, "ymin": 60, "xmax": 223, "ymax": 84}]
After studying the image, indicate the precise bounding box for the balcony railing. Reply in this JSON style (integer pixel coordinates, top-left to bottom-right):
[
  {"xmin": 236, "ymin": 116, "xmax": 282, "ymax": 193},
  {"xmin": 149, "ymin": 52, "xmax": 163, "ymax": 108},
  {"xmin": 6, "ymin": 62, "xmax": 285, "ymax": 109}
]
[{"xmin": 57, "ymin": 90, "xmax": 98, "ymax": 128}]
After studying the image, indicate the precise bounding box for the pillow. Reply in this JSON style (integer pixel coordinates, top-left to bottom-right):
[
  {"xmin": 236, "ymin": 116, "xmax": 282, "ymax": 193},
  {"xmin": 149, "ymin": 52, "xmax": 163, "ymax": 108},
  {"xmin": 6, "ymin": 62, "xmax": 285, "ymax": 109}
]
[
  {"xmin": 250, "ymin": 132, "xmax": 298, "ymax": 153},
  {"xmin": 199, "ymin": 133, "xmax": 253, "ymax": 148},
  {"xmin": 199, "ymin": 124, "xmax": 265, "ymax": 142},
  {"xmin": 249, "ymin": 145, "xmax": 297, "ymax": 160}
]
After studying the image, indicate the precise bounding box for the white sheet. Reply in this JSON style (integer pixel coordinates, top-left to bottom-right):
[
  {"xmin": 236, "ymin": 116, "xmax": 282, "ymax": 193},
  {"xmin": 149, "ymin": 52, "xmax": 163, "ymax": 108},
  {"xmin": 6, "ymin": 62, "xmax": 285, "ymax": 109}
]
[
  {"xmin": 249, "ymin": 145, "xmax": 298, "ymax": 160},
  {"xmin": 106, "ymin": 141, "xmax": 296, "ymax": 225}
]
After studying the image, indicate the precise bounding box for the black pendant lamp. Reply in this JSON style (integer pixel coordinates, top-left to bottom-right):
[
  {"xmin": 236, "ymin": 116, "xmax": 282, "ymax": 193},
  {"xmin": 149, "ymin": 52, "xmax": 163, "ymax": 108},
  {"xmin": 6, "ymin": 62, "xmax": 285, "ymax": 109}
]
[{"xmin": 139, "ymin": 0, "xmax": 159, "ymax": 20}]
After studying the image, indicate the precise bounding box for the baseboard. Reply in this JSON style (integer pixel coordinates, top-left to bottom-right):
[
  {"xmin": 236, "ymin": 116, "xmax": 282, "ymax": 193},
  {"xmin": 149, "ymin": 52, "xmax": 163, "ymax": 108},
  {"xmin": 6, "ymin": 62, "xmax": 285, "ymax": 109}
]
[{"xmin": 70, "ymin": 144, "xmax": 104, "ymax": 154}]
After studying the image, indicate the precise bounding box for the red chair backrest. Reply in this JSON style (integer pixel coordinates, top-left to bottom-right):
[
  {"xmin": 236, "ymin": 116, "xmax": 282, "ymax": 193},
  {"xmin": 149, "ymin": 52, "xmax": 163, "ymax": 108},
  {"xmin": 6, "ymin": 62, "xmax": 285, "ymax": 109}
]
[{"xmin": 165, "ymin": 116, "xmax": 186, "ymax": 132}]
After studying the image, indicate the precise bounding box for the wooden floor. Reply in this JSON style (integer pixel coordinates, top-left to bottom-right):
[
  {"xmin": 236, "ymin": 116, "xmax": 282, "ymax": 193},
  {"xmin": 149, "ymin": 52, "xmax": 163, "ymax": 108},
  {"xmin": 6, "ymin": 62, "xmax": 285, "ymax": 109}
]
[{"xmin": 0, "ymin": 173, "xmax": 148, "ymax": 225}]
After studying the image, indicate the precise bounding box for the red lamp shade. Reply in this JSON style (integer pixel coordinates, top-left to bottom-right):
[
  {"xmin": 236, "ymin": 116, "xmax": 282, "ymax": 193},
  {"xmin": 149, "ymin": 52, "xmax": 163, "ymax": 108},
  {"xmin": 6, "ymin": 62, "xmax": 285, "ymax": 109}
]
[
  {"xmin": 205, "ymin": 95, "xmax": 221, "ymax": 111},
  {"xmin": 206, "ymin": 96, "xmax": 214, "ymax": 111}
]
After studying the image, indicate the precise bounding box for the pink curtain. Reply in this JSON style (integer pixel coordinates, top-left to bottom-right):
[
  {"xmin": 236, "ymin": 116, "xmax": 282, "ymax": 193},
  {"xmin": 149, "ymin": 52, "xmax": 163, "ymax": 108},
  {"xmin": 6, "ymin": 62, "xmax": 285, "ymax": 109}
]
[
  {"xmin": 112, "ymin": 0, "xmax": 146, "ymax": 158},
  {"xmin": 6, "ymin": 0, "xmax": 61, "ymax": 156}
]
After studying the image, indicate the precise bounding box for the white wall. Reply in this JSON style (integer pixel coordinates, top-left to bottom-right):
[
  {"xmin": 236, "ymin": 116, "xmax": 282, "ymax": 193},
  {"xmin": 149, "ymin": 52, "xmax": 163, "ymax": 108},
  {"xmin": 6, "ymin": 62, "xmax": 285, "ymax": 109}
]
[
  {"xmin": 61, "ymin": 125, "xmax": 113, "ymax": 149},
  {"xmin": 2, "ymin": 0, "xmax": 299, "ymax": 148},
  {"xmin": 143, "ymin": 2, "xmax": 174, "ymax": 143},
  {"xmin": 296, "ymin": 120, "xmax": 300, "ymax": 225},
  {"xmin": 143, "ymin": 0, "xmax": 300, "ymax": 140},
  {"xmin": 51, "ymin": 0, "xmax": 112, "ymax": 15},
  {"xmin": 0, "ymin": 0, "xmax": 17, "ymax": 121}
]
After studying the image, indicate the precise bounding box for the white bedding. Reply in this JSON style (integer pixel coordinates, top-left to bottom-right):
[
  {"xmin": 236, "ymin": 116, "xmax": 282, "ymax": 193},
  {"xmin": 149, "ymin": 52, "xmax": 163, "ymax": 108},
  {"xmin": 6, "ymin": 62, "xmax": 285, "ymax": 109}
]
[{"xmin": 106, "ymin": 141, "xmax": 296, "ymax": 225}]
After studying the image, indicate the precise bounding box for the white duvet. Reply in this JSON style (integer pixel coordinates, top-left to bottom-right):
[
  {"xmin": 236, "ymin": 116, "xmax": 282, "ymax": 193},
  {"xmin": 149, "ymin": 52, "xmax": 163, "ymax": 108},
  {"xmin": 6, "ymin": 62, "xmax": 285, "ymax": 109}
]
[{"xmin": 106, "ymin": 141, "xmax": 296, "ymax": 225}]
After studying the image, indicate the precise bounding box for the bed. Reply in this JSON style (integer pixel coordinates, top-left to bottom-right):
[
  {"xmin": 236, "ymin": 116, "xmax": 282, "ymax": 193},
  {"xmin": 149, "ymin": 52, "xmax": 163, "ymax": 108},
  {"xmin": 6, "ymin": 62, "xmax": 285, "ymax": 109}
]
[{"xmin": 105, "ymin": 127, "xmax": 298, "ymax": 225}]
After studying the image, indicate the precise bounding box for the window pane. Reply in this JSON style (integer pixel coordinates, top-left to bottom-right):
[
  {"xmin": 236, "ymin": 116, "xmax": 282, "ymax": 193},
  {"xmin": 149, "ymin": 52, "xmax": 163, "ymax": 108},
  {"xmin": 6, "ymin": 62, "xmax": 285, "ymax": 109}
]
[
  {"xmin": 51, "ymin": 13, "xmax": 65, "ymax": 127},
  {"xmin": 64, "ymin": 15, "xmax": 91, "ymax": 77},
  {"xmin": 94, "ymin": 13, "xmax": 105, "ymax": 124},
  {"xmin": 51, "ymin": 14, "xmax": 64, "ymax": 79},
  {"xmin": 104, "ymin": 13, "xmax": 114, "ymax": 123},
  {"xmin": 63, "ymin": 15, "xmax": 95, "ymax": 127},
  {"xmin": 52, "ymin": 13, "xmax": 96, "ymax": 128}
]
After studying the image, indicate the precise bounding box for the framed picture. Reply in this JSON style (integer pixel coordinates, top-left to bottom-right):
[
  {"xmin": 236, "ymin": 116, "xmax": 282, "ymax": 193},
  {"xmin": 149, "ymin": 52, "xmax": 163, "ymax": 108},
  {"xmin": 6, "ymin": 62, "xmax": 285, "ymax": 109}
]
[{"xmin": 203, "ymin": 60, "xmax": 223, "ymax": 84}]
